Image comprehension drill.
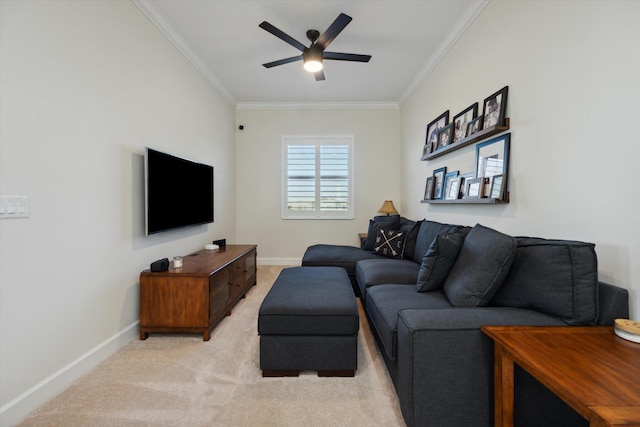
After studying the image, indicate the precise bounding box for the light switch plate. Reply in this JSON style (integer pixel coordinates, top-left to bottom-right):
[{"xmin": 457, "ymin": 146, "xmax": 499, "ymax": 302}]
[{"xmin": 0, "ymin": 196, "xmax": 30, "ymax": 219}]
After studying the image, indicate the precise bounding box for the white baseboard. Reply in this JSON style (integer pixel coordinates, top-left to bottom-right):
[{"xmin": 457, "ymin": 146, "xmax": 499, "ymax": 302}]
[
  {"xmin": 257, "ymin": 258, "xmax": 301, "ymax": 266},
  {"xmin": 0, "ymin": 321, "xmax": 139, "ymax": 427}
]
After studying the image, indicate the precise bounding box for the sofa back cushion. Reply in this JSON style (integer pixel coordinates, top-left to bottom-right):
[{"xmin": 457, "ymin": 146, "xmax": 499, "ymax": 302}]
[
  {"xmin": 491, "ymin": 237, "xmax": 599, "ymax": 325},
  {"xmin": 443, "ymin": 224, "xmax": 517, "ymax": 307},
  {"xmin": 411, "ymin": 220, "xmax": 469, "ymax": 264}
]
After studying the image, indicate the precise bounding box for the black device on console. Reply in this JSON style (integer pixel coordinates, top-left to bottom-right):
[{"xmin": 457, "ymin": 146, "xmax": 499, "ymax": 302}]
[
  {"xmin": 213, "ymin": 238, "xmax": 226, "ymax": 247},
  {"xmin": 150, "ymin": 258, "xmax": 169, "ymax": 272}
]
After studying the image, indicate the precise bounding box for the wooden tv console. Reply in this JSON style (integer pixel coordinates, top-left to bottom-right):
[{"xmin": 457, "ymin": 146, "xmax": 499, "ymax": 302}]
[{"xmin": 139, "ymin": 244, "xmax": 257, "ymax": 341}]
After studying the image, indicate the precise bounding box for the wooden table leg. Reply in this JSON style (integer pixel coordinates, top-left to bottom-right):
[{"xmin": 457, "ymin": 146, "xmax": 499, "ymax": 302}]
[{"xmin": 494, "ymin": 344, "xmax": 514, "ymax": 427}]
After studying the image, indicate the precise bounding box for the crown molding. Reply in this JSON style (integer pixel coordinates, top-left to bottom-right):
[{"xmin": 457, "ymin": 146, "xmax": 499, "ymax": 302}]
[
  {"xmin": 133, "ymin": 0, "xmax": 237, "ymax": 106},
  {"xmin": 399, "ymin": 0, "xmax": 490, "ymax": 107},
  {"xmin": 236, "ymin": 101, "xmax": 399, "ymax": 110}
]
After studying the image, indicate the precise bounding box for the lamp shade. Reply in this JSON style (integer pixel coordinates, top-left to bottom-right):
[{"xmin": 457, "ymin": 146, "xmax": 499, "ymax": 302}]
[{"xmin": 377, "ymin": 200, "xmax": 398, "ymax": 216}]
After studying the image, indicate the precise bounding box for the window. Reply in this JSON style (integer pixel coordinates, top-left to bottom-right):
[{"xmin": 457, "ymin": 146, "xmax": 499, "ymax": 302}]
[{"xmin": 282, "ymin": 135, "xmax": 354, "ymax": 219}]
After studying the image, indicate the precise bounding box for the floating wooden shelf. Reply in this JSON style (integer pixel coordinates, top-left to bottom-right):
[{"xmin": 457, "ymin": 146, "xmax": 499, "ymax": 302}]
[
  {"xmin": 422, "ymin": 192, "xmax": 510, "ymax": 204},
  {"xmin": 423, "ymin": 118, "xmax": 510, "ymax": 161},
  {"xmin": 421, "ymin": 198, "xmax": 508, "ymax": 205}
]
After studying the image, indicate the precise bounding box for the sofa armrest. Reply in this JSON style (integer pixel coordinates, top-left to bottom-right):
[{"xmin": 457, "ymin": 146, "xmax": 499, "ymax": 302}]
[
  {"xmin": 396, "ymin": 307, "xmax": 566, "ymax": 427},
  {"xmin": 597, "ymin": 281, "xmax": 629, "ymax": 325}
]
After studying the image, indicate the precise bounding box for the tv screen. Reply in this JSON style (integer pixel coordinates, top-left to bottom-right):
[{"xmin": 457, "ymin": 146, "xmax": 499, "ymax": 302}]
[{"xmin": 145, "ymin": 147, "xmax": 214, "ymax": 235}]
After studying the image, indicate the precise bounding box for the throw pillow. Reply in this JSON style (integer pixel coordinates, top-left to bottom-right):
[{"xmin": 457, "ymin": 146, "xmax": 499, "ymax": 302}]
[
  {"xmin": 364, "ymin": 215, "xmax": 400, "ymax": 250},
  {"xmin": 491, "ymin": 237, "xmax": 598, "ymax": 325},
  {"xmin": 443, "ymin": 224, "xmax": 517, "ymax": 307},
  {"xmin": 411, "ymin": 220, "xmax": 468, "ymax": 264},
  {"xmin": 416, "ymin": 232, "xmax": 465, "ymax": 292},
  {"xmin": 400, "ymin": 219, "xmax": 422, "ymax": 261},
  {"xmin": 362, "ymin": 215, "xmax": 400, "ymax": 251},
  {"xmin": 372, "ymin": 229, "xmax": 406, "ymax": 259}
]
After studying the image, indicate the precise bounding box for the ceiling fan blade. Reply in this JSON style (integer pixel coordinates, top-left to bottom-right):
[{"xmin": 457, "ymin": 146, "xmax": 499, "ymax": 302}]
[
  {"xmin": 259, "ymin": 21, "xmax": 307, "ymax": 52},
  {"xmin": 314, "ymin": 70, "xmax": 326, "ymax": 81},
  {"xmin": 315, "ymin": 13, "xmax": 352, "ymax": 50},
  {"xmin": 262, "ymin": 55, "xmax": 303, "ymax": 68},
  {"xmin": 323, "ymin": 52, "xmax": 372, "ymax": 62}
]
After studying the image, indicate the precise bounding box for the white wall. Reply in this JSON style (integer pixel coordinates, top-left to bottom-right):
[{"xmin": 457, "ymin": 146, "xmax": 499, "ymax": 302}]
[
  {"xmin": 401, "ymin": 0, "xmax": 640, "ymax": 318},
  {"xmin": 0, "ymin": 1, "xmax": 235, "ymax": 424},
  {"xmin": 235, "ymin": 108, "xmax": 401, "ymax": 263}
]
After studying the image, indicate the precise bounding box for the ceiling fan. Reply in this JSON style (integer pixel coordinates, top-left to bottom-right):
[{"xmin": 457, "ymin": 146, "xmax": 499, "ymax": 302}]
[{"xmin": 259, "ymin": 13, "xmax": 372, "ymax": 81}]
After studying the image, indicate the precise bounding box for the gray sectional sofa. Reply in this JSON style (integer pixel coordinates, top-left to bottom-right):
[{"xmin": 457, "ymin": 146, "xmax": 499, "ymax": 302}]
[{"xmin": 301, "ymin": 217, "xmax": 630, "ymax": 427}]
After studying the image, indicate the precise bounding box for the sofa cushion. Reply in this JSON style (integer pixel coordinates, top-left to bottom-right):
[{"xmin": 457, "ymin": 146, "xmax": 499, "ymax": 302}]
[
  {"xmin": 372, "ymin": 229, "xmax": 406, "ymax": 259},
  {"xmin": 364, "ymin": 215, "xmax": 400, "ymax": 250},
  {"xmin": 443, "ymin": 224, "xmax": 517, "ymax": 307},
  {"xmin": 416, "ymin": 232, "xmax": 465, "ymax": 292},
  {"xmin": 491, "ymin": 237, "xmax": 599, "ymax": 325},
  {"xmin": 411, "ymin": 220, "xmax": 470, "ymax": 264},
  {"xmin": 365, "ymin": 285, "xmax": 452, "ymax": 360},
  {"xmin": 301, "ymin": 244, "xmax": 382, "ymax": 276},
  {"xmin": 356, "ymin": 258, "xmax": 421, "ymax": 300}
]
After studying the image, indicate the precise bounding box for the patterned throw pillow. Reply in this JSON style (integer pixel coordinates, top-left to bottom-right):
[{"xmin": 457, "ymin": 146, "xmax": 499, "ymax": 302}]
[
  {"xmin": 364, "ymin": 216, "xmax": 400, "ymax": 250},
  {"xmin": 372, "ymin": 229, "xmax": 406, "ymax": 259}
]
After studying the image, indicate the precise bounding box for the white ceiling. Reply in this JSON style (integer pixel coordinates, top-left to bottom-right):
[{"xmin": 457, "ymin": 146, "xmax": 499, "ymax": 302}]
[{"xmin": 134, "ymin": 0, "xmax": 488, "ymax": 107}]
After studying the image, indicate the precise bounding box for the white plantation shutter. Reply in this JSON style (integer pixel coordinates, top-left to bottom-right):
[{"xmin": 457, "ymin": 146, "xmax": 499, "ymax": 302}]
[{"xmin": 283, "ymin": 136, "xmax": 354, "ymax": 219}]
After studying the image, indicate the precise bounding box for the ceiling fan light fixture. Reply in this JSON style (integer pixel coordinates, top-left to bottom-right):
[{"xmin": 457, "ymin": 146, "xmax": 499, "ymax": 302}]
[
  {"xmin": 303, "ymin": 45, "xmax": 323, "ymax": 72},
  {"xmin": 303, "ymin": 59, "xmax": 323, "ymax": 72}
]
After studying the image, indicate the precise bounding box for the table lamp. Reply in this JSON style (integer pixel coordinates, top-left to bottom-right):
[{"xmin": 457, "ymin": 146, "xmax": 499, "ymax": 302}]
[{"xmin": 378, "ymin": 200, "xmax": 399, "ymax": 216}]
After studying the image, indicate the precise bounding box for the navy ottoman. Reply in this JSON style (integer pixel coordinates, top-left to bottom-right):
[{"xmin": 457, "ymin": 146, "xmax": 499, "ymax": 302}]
[{"xmin": 258, "ymin": 267, "xmax": 359, "ymax": 377}]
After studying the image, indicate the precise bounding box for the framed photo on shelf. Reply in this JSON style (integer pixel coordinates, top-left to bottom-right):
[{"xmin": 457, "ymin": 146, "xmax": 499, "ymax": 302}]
[
  {"xmin": 443, "ymin": 171, "xmax": 460, "ymax": 200},
  {"xmin": 466, "ymin": 115, "xmax": 484, "ymax": 137},
  {"xmin": 421, "ymin": 142, "xmax": 433, "ymax": 160},
  {"xmin": 464, "ymin": 177, "xmax": 485, "ymax": 199},
  {"xmin": 458, "ymin": 172, "xmax": 475, "ymax": 199},
  {"xmin": 476, "ymin": 133, "xmax": 510, "ymax": 180},
  {"xmin": 432, "ymin": 167, "xmax": 447, "ymax": 200},
  {"xmin": 489, "ymin": 174, "xmax": 506, "ymax": 200},
  {"xmin": 422, "ymin": 110, "xmax": 449, "ymax": 159},
  {"xmin": 437, "ymin": 123, "xmax": 455, "ymax": 150},
  {"xmin": 452, "ymin": 103, "xmax": 478, "ymax": 143},
  {"xmin": 424, "ymin": 177, "xmax": 435, "ymax": 200},
  {"xmin": 482, "ymin": 86, "xmax": 508, "ymax": 129}
]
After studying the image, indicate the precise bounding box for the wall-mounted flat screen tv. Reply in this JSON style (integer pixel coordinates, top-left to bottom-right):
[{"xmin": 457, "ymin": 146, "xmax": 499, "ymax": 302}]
[{"xmin": 145, "ymin": 147, "xmax": 214, "ymax": 235}]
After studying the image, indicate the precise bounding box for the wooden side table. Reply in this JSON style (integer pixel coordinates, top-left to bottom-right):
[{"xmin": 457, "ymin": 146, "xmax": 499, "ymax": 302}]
[
  {"xmin": 358, "ymin": 232, "xmax": 367, "ymax": 248},
  {"xmin": 482, "ymin": 326, "xmax": 640, "ymax": 427}
]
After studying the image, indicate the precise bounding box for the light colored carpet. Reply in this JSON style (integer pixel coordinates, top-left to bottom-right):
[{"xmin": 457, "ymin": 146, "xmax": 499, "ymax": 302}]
[{"xmin": 19, "ymin": 266, "xmax": 405, "ymax": 426}]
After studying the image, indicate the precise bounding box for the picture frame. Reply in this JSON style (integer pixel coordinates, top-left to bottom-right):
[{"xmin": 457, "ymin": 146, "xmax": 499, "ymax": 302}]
[
  {"xmin": 452, "ymin": 103, "xmax": 478, "ymax": 142},
  {"xmin": 443, "ymin": 171, "xmax": 460, "ymax": 200},
  {"xmin": 466, "ymin": 115, "xmax": 484, "ymax": 137},
  {"xmin": 482, "ymin": 86, "xmax": 508, "ymax": 129},
  {"xmin": 475, "ymin": 133, "xmax": 510, "ymax": 181},
  {"xmin": 464, "ymin": 177, "xmax": 485, "ymax": 199},
  {"xmin": 422, "ymin": 110, "xmax": 449, "ymax": 159},
  {"xmin": 458, "ymin": 172, "xmax": 475, "ymax": 199},
  {"xmin": 432, "ymin": 167, "xmax": 447, "ymax": 200},
  {"xmin": 424, "ymin": 177, "xmax": 435, "ymax": 200},
  {"xmin": 447, "ymin": 177, "xmax": 463, "ymax": 200},
  {"xmin": 436, "ymin": 123, "xmax": 455, "ymax": 150},
  {"xmin": 489, "ymin": 174, "xmax": 506, "ymax": 200}
]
